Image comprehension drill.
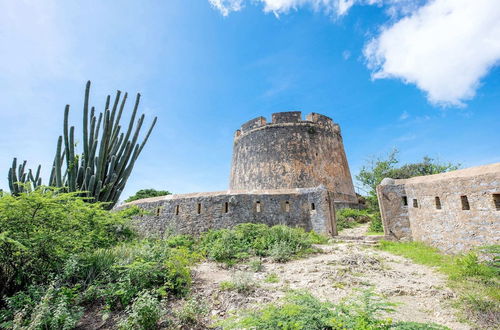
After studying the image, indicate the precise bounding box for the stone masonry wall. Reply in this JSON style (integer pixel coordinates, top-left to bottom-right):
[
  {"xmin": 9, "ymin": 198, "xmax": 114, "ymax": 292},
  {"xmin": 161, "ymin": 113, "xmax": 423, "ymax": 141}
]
[
  {"xmin": 120, "ymin": 186, "xmax": 337, "ymax": 237},
  {"xmin": 377, "ymin": 163, "xmax": 500, "ymax": 253},
  {"xmin": 229, "ymin": 112, "xmax": 358, "ymax": 205}
]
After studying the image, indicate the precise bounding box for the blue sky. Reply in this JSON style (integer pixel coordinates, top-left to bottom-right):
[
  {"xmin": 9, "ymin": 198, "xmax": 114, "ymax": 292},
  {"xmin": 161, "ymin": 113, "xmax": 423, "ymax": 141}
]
[{"xmin": 0, "ymin": 0, "xmax": 499, "ymax": 199}]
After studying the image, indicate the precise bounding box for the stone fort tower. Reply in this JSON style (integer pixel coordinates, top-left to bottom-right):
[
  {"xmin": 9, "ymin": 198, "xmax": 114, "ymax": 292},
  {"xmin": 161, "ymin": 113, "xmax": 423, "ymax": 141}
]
[
  {"xmin": 123, "ymin": 111, "xmax": 360, "ymax": 238},
  {"xmin": 230, "ymin": 111, "xmax": 358, "ymax": 207}
]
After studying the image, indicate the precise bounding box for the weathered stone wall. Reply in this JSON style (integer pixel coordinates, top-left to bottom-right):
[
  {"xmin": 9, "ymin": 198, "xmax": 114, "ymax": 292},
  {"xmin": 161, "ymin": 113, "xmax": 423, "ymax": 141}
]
[
  {"xmin": 377, "ymin": 163, "xmax": 500, "ymax": 253},
  {"xmin": 120, "ymin": 187, "xmax": 337, "ymax": 237},
  {"xmin": 229, "ymin": 112, "xmax": 358, "ymax": 205}
]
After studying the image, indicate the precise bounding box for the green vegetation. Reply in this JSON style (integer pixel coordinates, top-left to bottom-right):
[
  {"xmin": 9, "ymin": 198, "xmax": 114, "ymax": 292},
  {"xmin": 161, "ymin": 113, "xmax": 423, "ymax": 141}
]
[
  {"xmin": 8, "ymin": 81, "xmax": 157, "ymax": 209},
  {"xmin": 355, "ymin": 149, "xmax": 459, "ymax": 231},
  {"xmin": 199, "ymin": 223, "xmax": 326, "ymax": 265},
  {"xmin": 219, "ymin": 290, "xmax": 448, "ymax": 329},
  {"xmin": 220, "ymin": 272, "xmax": 257, "ymax": 294},
  {"xmin": 264, "ymin": 273, "xmax": 279, "ymax": 283},
  {"xmin": 0, "ymin": 190, "xmax": 334, "ymax": 328},
  {"xmin": 336, "ymin": 208, "xmax": 371, "ymax": 231},
  {"xmin": 378, "ymin": 241, "xmax": 500, "ymax": 328},
  {"xmin": 125, "ymin": 188, "xmax": 172, "ymax": 203},
  {"xmin": 0, "ymin": 189, "xmax": 136, "ymax": 299}
]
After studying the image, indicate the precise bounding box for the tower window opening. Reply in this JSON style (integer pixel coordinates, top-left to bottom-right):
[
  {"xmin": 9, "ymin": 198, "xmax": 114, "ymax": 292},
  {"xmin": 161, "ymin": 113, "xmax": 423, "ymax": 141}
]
[
  {"xmin": 285, "ymin": 201, "xmax": 290, "ymax": 212},
  {"xmin": 413, "ymin": 199, "xmax": 418, "ymax": 208},
  {"xmin": 311, "ymin": 202, "xmax": 315, "ymax": 210},
  {"xmin": 175, "ymin": 205, "xmax": 179, "ymax": 215},
  {"xmin": 402, "ymin": 196, "xmax": 408, "ymax": 206},
  {"xmin": 493, "ymin": 194, "xmax": 500, "ymax": 211},
  {"xmin": 255, "ymin": 201, "xmax": 261, "ymax": 213},
  {"xmin": 197, "ymin": 203, "xmax": 202, "ymax": 214},
  {"xmin": 461, "ymin": 196, "xmax": 470, "ymax": 210},
  {"xmin": 224, "ymin": 202, "xmax": 229, "ymax": 213},
  {"xmin": 156, "ymin": 207, "xmax": 161, "ymax": 216},
  {"xmin": 435, "ymin": 197, "xmax": 442, "ymax": 210}
]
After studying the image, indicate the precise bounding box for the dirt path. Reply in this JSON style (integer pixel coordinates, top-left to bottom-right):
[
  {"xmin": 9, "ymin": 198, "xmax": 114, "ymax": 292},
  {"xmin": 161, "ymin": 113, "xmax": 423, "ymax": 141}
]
[
  {"xmin": 338, "ymin": 222, "xmax": 370, "ymax": 236},
  {"xmin": 190, "ymin": 241, "xmax": 469, "ymax": 329}
]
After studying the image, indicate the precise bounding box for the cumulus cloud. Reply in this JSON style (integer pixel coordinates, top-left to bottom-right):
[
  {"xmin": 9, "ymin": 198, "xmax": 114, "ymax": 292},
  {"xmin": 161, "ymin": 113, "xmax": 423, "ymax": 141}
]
[
  {"xmin": 365, "ymin": 0, "xmax": 500, "ymax": 106},
  {"xmin": 209, "ymin": 0, "xmax": 500, "ymax": 107}
]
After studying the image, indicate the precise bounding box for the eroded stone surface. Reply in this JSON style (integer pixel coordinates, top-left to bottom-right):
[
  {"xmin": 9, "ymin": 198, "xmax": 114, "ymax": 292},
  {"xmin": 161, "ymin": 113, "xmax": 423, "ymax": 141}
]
[{"xmin": 377, "ymin": 163, "xmax": 500, "ymax": 253}]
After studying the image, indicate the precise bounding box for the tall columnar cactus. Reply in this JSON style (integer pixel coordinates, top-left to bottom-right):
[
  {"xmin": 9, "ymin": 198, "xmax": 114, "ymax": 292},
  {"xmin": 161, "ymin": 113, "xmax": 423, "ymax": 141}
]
[{"xmin": 7, "ymin": 81, "xmax": 157, "ymax": 209}]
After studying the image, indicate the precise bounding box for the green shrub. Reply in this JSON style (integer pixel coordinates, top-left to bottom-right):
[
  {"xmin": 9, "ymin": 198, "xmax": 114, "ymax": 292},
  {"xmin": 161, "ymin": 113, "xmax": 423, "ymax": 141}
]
[
  {"xmin": 368, "ymin": 213, "xmax": 384, "ymax": 233},
  {"xmin": 77, "ymin": 241, "xmax": 195, "ymax": 310},
  {"xmin": 219, "ymin": 290, "xmax": 447, "ymax": 329},
  {"xmin": 198, "ymin": 223, "xmax": 318, "ymax": 265},
  {"xmin": 220, "ymin": 272, "xmax": 256, "ymax": 294},
  {"xmin": 336, "ymin": 208, "xmax": 371, "ymax": 231},
  {"xmin": 3, "ymin": 285, "xmax": 83, "ymax": 330},
  {"xmin": 118, "ymin": 290, "xmax": 162, "ymax": 330},
  {"xmin": 0, "ymin": 189, "xmax": 136, "ymax": 298},
  {"xmin": 248, "ymin": 259, "xmax": 264, "ymax": 272},
  {"xmin": 174, "ymin": 295, "xmax": 208, "ymax": 326}
]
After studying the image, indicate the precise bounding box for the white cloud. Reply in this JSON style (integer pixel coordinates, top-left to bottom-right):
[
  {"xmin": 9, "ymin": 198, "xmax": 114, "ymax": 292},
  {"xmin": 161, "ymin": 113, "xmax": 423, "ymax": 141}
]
[
  {"xmin": 209, "ymin": 0, "xmax": 500, "ymax": 107},
  {"xmin": 209, "ymin": 0, "xmax": 245, "ymax": 16},
  {"xmin": 365, "ymin": 0, "xmax": 500, "ymax": 106},
  {"xmin": 209, "ymin": 0, "xmax": 357, "ymax": 17},
  {"xmin": 399, "ymin": 111, "xmax": 409, "ymax": 120}
]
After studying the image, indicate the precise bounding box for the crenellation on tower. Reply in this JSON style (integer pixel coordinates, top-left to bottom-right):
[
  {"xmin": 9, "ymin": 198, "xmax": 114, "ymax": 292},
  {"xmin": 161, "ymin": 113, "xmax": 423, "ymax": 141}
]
[
  {"xmin": 272, "ymin": 111, "xmax": 302, "ymax": 123},
  {"xmin": 240, "ymin": 116, "xmax": 267, "ymax": 132},
  {"xmin": 230, "ymin": 111, "xmax": 358, "ymax": 205}
]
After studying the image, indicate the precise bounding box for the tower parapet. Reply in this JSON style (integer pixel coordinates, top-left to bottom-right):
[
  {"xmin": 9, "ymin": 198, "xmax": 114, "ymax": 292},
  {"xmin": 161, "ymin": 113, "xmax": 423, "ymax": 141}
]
[{"xmin": 230, "ymin": 111, "xmax": 357, "ymax": 205}]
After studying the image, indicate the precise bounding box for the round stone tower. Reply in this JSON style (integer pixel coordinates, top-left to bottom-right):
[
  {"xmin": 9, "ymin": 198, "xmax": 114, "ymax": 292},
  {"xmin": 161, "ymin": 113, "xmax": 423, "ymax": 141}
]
[{"xmin": 229, "ymin": 111, "xmax": 358, "ymax": 205}]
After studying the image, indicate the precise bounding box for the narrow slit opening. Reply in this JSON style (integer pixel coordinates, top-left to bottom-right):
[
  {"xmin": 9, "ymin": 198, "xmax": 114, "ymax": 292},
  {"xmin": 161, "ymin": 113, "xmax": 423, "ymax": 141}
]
[
  {"xmin": 435, "ymin": 197, "xmax": 441, "ymax": 210},
  {"xmin": 413, "ymin": 199, "xmax": 418, "ymax": 208},
  {"xmin": 402, "ymin": 196, "xmax": 408, "ymax": 206},
  {"xmin": 255, "ymin": 201, "xmax": 261, "ymax": 213},
  {"xmin": 493, "ymin": 194, "xmax": 500, "ymax": 211},
  {"xmin": 461, "ymin": 196, "xmax": 470, "ymax": 210},
  {"xmin": 311, "ymin": 202, "xmax": 315, "ymax": 210},
  {"xmin": 197, "ymin": 203, "xmax": 202, "ymax": 214}
]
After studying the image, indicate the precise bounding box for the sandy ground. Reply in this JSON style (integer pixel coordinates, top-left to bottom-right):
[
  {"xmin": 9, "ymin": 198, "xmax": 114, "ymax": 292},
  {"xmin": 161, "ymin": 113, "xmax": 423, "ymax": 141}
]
[
  {"xmin": 338, "ymin": 222, "xmax": 370, "ymax": 236},
  {"xmin": 189, "ymin": 239, "xmax": 469, "ymax": 329}
]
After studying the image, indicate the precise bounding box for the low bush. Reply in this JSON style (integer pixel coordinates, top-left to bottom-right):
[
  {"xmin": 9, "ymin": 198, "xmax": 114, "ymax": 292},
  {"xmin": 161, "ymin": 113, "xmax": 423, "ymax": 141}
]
[
  {"xmin": 336, "ymin": 208, "xmax": 372, "ymax": 231},
  {"xmin": 220, "ymin": 272, "xmax": 257, "ymax": 294},
  {"xmin": 219, "ymin": 290, "xmax": 447, "ymax": 329},
  {"xmin": 118, "ymin": 290, "xmax": 162, "ymax": 330},
  {"xmin": 198, "ymin": 223, "xmax": 321, "ymax": 265},
  {"xmin": 0, "ymin": 189, "xmax": 137, "ymax": 300}
]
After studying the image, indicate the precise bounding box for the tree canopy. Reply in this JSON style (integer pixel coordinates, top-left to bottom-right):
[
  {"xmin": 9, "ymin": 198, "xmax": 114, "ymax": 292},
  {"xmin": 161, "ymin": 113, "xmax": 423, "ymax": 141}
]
[{"xmin": 125, "ymin": 188, "xmax": 172, "ymax": 203}]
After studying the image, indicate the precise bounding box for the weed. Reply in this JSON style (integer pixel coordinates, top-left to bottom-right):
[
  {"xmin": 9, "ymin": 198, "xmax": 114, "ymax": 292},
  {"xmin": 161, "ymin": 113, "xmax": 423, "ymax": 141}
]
[
  {"xmin": 248, "ymin": 259, "xmax": 264, "ymax": 272},
  {"xmin": 174, "ymin": 295, "xmax": 208, "ymax": 327},
  {"xmin": 220, "ymin": 272, "xmax": 256, "ymax": 294},
  {"xmin": 378, "ymin": 240, "xmax": 500, "ymax": 328},
  {"xmin": 264, "ymin": 273, "xmax": 279, "ymax": 283},
  {"xmin": 118, "ymin": 290, "xmax": 162, "ymax": 330},
  {"xmin": 218, "ymin": 289, "xmax": 447, "ymax": 329}
]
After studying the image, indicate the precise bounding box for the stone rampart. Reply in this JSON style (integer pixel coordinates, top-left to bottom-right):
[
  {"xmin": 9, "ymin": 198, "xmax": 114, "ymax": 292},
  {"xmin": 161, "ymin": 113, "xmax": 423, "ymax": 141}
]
[
  {"xmin": 377, "ymin": 163, "xmax": 500, "ymax": 253},
  {"xmin": 120, "ymin": 186, "xmax": 338, "ymax": 237}
]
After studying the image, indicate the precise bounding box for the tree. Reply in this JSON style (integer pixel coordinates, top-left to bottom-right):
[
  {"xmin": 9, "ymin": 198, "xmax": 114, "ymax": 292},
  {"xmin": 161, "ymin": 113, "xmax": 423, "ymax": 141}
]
[
  {"xmin": 125, "ymin": 189, "xmax": 172, "ymax": 203},
  {"xmin": 356, "ymin": 149, "xmax": 460, "ymax": 212},
  {"xmin": 7, "ymin": 81, "xmax": 157, "ymax": 209}
]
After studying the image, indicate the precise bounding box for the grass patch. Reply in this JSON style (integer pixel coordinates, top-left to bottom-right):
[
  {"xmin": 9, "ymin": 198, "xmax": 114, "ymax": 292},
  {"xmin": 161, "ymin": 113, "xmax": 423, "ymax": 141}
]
[
  {"xmin": 218, "ymin": 290, "xmax": 448, "ymax": 329},
  {"xmin": 264, "ymin": 273, "xmax": 279, "ymax": 283},
  {"xmin": 378, "ymin": 241, "xmax": 500, "ymax": 328}
]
